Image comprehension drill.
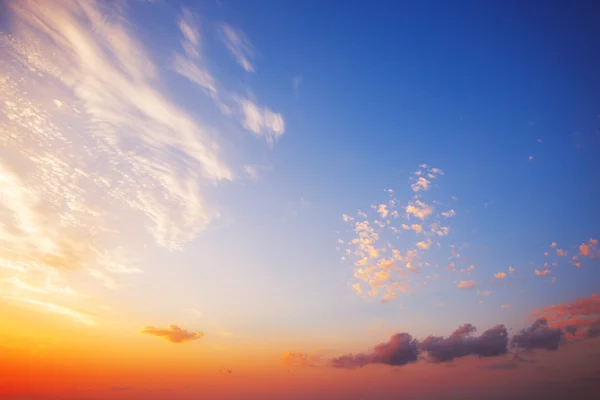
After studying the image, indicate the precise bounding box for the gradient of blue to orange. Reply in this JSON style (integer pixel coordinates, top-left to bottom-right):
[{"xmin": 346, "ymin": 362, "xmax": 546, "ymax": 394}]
[{"xmin": 0, "ymin": 1, "xmax": 599, "ymax": 399}]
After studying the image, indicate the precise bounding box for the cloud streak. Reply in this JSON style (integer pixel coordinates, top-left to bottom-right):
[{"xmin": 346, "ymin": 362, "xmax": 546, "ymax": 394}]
[
  {"xmin": 219, "ymin": 23, "xmax": 255, "ymax": 72},
  {"xmin": 141, "ymin": 324, "xmax": 204, "ymax": 343}
]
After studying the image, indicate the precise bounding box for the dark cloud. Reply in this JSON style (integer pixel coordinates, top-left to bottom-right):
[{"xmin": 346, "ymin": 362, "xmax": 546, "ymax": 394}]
[
  {"xmin": 141, "ymin": 324, "xmax": 204, "ymax": 343},
  {"xmin": 565, "ymin": 325, "xmax": 578, "ymax": 335},
  {"xmin": 304, "ymin": 314, "xmax": 598, "ymax": 371},
  {"xmin": 511, "ymin": 318, "xmax": 563, "ymax": 351},
  {"xmin": 587, "ymin": 320, "xmax": 600, "ymax": 337},
  {"xmin": 330, "ymin": 333, "xmax": 419, "ymax": 368},
  {"xmin": 421, "ymin": 324, "xmax": 508, "ymax": 362}
]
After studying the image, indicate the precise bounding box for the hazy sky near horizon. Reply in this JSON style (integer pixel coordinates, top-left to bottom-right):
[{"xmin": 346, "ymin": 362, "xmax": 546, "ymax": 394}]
[{"xmin": 1, "ymin": 1, "xmax": 599, "ymax": 399}]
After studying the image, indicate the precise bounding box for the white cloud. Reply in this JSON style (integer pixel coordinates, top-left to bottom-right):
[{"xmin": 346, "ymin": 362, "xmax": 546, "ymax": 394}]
[
  {"xmin": 219, "ymin": 23, "xmax": 255, "ymax": 72},
  {"xmin": 441, "ymin": 209, "xmax": 455, "ymax": 218},
  {"xmin": 178, "ymin": 8, "xmax": 201, "ymax": 58},
  {"xmin": 243, "ymin": 164, "xmax": 260, "ymax": 179},
  {"xmin": 236, "ymin": 97, "xmax": 285, "ymax": 145}
]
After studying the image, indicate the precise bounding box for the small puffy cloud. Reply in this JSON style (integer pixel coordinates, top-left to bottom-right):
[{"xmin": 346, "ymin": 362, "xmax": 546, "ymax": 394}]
[
  {"xmin": 405, "ymin": 200, "xmax": 434, "ymax": 220},
  {"xmin": 579, "ymin": 238, "xmax": 598, "ymax": 259},
  {"xmin": 281, "ymin": 351, "xmax": 324, "ymax": 368},
  {"xmin": 509, "ymin": 266, "xmax": 516, "ymax": 274},
  {"xmin": 436, "ymin": 226, "xmax": 450, "ymax": 237},
  {"xmin": 494, "ymin": 272, "xmax": 506, "ymax": 279},
  {"xmin": 351, "ymin": 282, "xmax": 362, "ymax": 295},
  {"xmin": 416, "ymin": 239, "xmax": 431, "ymax": 250},
  {"xmin": 342, "ymin": 214, "xmax": 354, "ymax": 222},
  {"xmin": 441, "ymin": 209, "xmax": 456, "ymax": 218},
  {"xmin": 458, "ymin": 280, "xmax": 476, "ymax": 290},
  {"xmin": 460, "ymin": 265, "xmax": 475, "ymax": 274},
  {"xmin": 511, "ymin": 318, "xmax": 563, "ymax": 351},
  {"xmin": 236, "ymin": 97, "xmax": 285, "ymax": 145},
  {"xmin": 535, "ymin": 269, "xmax": 550, "ymax": 277},
  {"xmin": 331, "ymin": 333, "xmax": 420, "ymax": 369},
  {"xmin": 528, "ymin": 155, "xmax": 534, "ymax": 161},
  {"xmin": 501, "ymin": 304, "xmax": 511, "ymax": 309},
  {"xmin": 411, "ymin": 177, "xmax": 430, "ymax": 192},
  {"xmin": 377, "ymin": 204, "xmax": 389, "ymax": 218},
  {"xmin": 551, "ymin": 242, "xmax": 557, "ymax": 248},
  {"xmin": 219, "ymin": 23, "xmax": 255, "ymax": 72},
  {"xmin": 141, "ymin": 324, "xmax": 204, "ymax": 343},
  {"xmin": 556, "ymin": 249, "xmax": 567, "ymax": 257},
  {"xmin": 411, "ymin": 224, "xmax": 423, "ymax": 234}
]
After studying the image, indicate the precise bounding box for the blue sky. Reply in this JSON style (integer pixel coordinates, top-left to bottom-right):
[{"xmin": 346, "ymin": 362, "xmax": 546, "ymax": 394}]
[{"xmin": 139, "ymin": 0, "xmax": 600, "ymax": 337}]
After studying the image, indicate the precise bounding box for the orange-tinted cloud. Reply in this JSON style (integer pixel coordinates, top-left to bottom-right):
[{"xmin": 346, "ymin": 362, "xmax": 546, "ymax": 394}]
[
  {"xmin": 281, "ymin": 350, "xmax": 324, "ymax": 368},
  {"xmin": 458, "ymin": 280, "xmax": 476, "ymax": 290},
  {"xmin": 494, "ymin": 272, "xmax": 506, "ymax": 279},
  {"xmin": 535, "ymin": 268, "xmax": 550, "ymax": 277},
  {"xmin": 579, "ymin": 238, "xmax": 599, "ymax": 259},
  {"xmin": 531, "ymin": 294, "xmax": 600, "ymax": 336},
  {"xmin": 141, "ymin": 324, "xmax": 204, "ymax": 343}
]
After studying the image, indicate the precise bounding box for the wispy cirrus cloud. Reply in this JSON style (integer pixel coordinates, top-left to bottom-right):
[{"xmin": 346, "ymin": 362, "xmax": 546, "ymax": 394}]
[
  {"xmin": 219, "ymin": 23, "xmax": 255, "ymax": 72},
  {"xmin": 141, "ymin": 324, "xmax": 204, "ymax": 343},
  {"xmin": 0, "ymin": 0, "xmax": 284, "ymax": 320},
  {"xmin": 3, "ymin": 296, "xmax": 98, "ymax": 325}
]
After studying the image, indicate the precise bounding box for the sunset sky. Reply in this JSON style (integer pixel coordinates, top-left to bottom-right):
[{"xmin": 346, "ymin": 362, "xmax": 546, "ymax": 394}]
[{"xmin": 1, "ymin": 1, "xmax": 600, "ymax": 399}]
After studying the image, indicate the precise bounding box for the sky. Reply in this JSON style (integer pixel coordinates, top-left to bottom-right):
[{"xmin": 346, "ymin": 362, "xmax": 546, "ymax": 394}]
[{"xmin": 0, "ymin": 0, "xmax": 599, "ymax": 399}]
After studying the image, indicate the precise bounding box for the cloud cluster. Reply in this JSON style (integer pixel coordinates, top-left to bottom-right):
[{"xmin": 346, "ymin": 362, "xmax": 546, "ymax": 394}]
[
  {"xmin": 141, "ymin": 324, "xmax": 204, "ymax": 343},
  {"xmin": 339, "ymin": 165, "xmax": 457, "ymax": 302}
]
